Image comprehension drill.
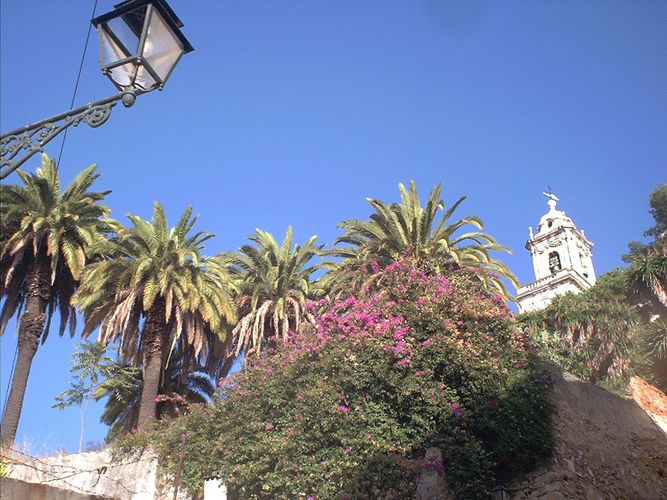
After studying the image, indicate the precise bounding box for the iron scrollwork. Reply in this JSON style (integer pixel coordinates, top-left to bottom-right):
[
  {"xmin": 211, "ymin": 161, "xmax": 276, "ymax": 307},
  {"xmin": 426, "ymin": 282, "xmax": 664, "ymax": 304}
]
[{"xmin": 1, "ymin": 93, "xmax": 123, "ymax": 180}]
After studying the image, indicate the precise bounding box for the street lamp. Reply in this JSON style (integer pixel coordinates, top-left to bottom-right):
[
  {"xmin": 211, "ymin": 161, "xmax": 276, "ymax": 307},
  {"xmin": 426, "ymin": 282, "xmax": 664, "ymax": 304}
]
[
  {"xmin": 0, "ymin": 0, "xmax": 193, "ymax": 180},
  {"xmin": 491, "ymin": 484, "xmax": 511, "ymax": 500}
]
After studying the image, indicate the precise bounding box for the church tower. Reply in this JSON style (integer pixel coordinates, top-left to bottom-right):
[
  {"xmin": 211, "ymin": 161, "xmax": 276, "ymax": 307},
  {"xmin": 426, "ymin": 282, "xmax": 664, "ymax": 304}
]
[{"xmin": 516, "ymin": 194, "xmax": 596, "ymax": 313}]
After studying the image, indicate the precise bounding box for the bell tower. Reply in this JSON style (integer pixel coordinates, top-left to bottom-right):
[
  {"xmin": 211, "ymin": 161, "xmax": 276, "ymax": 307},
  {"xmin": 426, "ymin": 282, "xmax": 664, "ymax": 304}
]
[{"xmin": 516, "ymin": 193, "xmax": 596, "ymax": 313}]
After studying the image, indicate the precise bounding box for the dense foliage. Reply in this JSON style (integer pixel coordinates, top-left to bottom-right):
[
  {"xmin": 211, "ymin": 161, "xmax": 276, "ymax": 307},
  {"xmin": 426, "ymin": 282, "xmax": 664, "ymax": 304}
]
[
  {"xmin": 519, "ymin": 271, "xmax": 638, "ymax": 386},
  {"xmin": 95, "ymin": 353, "xmax": 215, "ymax": 442},
  {"xmin": 120, "ymin": 261, "xmax": 553, "ymax": 499},
  {"xmin": 627, "ymin": 185, "xmax": 667, "ymax": 390},
  {"xmin": 521, "ymin": 271, "xmax": 667, "ymax": 395}
]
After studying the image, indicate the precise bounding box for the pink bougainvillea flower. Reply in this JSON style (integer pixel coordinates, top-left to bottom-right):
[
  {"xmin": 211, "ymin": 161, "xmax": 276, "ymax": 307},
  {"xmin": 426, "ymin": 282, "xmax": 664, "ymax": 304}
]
[
  {"xmin": 448, "ymin": 402, "xmax": 463, "ymax": 418},
  {"xmin": 338, "ymin": 405, "xmax": 349, "ymax": 413},
  {"xmin": 393, "ymin": 340, "xmax": 407, "ymax": 353},
  {"xmin": 420, "ymin": 337, "xmax": 434, "ymax": 348},
  {"xmin": 265, "ymin": 423, "xmax": 274, "ymax": 431}
]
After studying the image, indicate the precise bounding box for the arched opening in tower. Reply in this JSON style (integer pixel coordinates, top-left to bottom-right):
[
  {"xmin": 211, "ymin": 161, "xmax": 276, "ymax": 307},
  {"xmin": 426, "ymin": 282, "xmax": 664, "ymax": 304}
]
[{"xmin": 548, "ymin": 251, "xmax": 562, "ymax": 274}]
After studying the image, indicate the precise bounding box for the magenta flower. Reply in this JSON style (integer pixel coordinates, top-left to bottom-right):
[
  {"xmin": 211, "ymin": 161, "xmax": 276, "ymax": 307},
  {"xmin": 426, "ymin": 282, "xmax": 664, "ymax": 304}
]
[
  {"xmin": 338, "ymin": 405, "xmax": 349, "ymax": 413},
  {"xmin": 393, "ymin": 340, "xmax": 407, "ymax": 354},
  {"xmin": 386, "ymin": 262, "xmax": 402, "ymax": 272},
  {"xmin": 265, "ymin": 423, "xmax": 274, "ymax": 431},
  {"xmin": 420, "ymin": 337, "xmax": 434, "ymax": 348},
  {"xmin": 448, "ymin": 402, "xmax": 463, "ymax": 418}
]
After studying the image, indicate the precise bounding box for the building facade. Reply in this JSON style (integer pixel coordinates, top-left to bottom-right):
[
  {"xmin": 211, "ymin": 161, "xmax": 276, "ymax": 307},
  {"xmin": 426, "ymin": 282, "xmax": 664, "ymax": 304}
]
[{"xmin": 516, "ymin": 194, "xmax": 596, "ymax": 313}]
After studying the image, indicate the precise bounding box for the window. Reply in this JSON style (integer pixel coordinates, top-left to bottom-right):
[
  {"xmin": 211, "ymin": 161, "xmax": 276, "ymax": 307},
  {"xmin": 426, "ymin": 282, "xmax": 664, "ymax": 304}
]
[{"xmin": 548, "ymin": 251, "xmax": 561, "ymax": 274}]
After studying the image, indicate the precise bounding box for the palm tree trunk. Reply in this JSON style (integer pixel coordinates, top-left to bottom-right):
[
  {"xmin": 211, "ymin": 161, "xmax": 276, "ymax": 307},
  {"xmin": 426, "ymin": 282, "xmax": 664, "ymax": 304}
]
[
  {"xmin": 137, "ymin": 300, "xmax": 166, "ymax": 430},
  {"xmin": 0, "ymin": 261, "xmax": 50, "ymax": 449}
]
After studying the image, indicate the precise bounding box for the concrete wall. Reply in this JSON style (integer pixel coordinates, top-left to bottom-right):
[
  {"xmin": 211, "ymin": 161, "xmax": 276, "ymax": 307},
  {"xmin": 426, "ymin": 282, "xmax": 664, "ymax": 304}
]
[
  {"xmin": 6, "ymin": 449, "xmax": 190, "ymax": 500},
  {"xmin": 1, "ymin": 477, "xmax": 109, "ymax": 500},
  {"xmin": 203, "ymin": 478, "xmax": 227, "ymax": 500}
]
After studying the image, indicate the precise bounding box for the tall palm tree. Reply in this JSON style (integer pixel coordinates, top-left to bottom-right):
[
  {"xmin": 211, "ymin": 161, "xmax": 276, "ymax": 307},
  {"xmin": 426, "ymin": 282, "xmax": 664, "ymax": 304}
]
[
  {"xmin": 223, "ymin": 226, "xmax": 322, "ymax": 366},
  {"xmin": 324, "ymin": 181, "xmax": 518, "ymax": 298},
  {"xmin": 95, "ymin": 352, "xmax": 216, "ymax": 442},
  {"xmin": 74, "ymin": 202, "xmax": 236, "ymax": 430},
  {"xmin": 0, "ymin": 154, "xmax": 111, "ymax": 448}
]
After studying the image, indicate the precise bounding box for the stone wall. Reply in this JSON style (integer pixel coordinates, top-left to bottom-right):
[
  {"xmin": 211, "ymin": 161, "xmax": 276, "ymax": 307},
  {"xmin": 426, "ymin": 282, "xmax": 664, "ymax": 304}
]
[{"xmin": 509, "ymin": 366, "xmax": 667, "ymax": 499}]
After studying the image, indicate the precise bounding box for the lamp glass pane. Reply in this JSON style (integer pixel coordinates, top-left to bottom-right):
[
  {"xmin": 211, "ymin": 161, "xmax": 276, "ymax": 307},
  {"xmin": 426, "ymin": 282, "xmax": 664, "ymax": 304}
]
[
  {"xmin": 142, "ymin": 9, "xmax": 184, "ymax": 81},
  {"xmin": 100, "ymin": 28, "xmax": 129, "ymax": 66},
  {"xmin": 108, "ymin": 62, "xmax": 136, "ymax": 88},
  {"xmin": 134, "ymin": 66, "xmax": 158, "ymax": 91},
  {"xmin": 108, "ymin": 16, "xmax": 141, "ymax": 56},
  {"xmin": 100, "ymin": 30, "xmax": 134, "ymax": 87}
]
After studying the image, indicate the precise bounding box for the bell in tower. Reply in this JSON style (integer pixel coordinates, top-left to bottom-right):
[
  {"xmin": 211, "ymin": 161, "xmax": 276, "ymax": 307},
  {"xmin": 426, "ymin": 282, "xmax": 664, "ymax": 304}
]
[{"xmin": 516, "ymin": 192, "xmax": 596, "ymax": 313}]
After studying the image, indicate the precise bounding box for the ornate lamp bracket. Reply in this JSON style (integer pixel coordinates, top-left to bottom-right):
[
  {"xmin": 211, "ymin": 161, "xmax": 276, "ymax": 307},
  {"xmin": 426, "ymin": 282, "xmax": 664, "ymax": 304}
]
[{"xmin": 0, "ymin": 92, "xmax": 133, "ymax": 180}]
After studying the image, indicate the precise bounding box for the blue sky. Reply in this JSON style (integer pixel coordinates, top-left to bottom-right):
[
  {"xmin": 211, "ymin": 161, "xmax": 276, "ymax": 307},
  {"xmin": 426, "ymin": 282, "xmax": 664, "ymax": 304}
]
[{"xmin": 1, "ymin": 0, "xmax": 665, "ymax": 453}]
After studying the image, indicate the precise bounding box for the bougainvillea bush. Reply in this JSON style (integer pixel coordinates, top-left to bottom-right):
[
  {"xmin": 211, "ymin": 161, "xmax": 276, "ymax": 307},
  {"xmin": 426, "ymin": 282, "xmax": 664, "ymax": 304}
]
[{"xmin": 120, "ymin": 261, "xmax": 553, "ymax": 499}]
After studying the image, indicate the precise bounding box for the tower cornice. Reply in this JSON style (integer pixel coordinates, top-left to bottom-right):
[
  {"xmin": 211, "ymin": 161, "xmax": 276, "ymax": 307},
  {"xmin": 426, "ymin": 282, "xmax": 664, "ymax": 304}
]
[{"xmin": 526, "ymin": 225, "xmax": 594, "ymax": 251}]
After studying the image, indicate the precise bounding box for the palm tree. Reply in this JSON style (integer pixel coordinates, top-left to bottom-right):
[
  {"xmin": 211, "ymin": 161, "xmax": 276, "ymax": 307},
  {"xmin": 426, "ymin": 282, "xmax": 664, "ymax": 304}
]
[
  {"xmin": 95, "ymin": 352, "xmax": 216, "ymax": 442},
  {"xmin": 223, "ymin": 226, "xmax": 322, "ymax": 367},
  {"xmin": 74, "ymin": 202, "xmax": 236, "ymax": 430},
  {"xmin": 324, "ymin": 181, "xmax": 518, "ymax": 298},
  {"xmin": 0, "ymin": 154, "xmax": 111, "ymax": 448},
  {"xmin": 627, "ymin": 246, "xmax": 667, "ymax": 311}
]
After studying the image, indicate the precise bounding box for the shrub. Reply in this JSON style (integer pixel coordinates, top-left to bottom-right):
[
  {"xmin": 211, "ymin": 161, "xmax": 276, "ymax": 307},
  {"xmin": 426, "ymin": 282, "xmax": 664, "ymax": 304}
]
[
  {"xmin": 120, "ymin": 261, "xmax": 553, "ymax": 499},
  {"xmin": 519, "ymin": 269, "xmax": 666, "ymax": 396}
]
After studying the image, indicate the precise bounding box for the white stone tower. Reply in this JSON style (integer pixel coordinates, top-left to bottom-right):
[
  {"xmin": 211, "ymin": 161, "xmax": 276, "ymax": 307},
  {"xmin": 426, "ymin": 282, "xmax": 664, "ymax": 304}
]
[{"xmin": 516, "ymin": 193, "xmax": 596, "ymax": 313}]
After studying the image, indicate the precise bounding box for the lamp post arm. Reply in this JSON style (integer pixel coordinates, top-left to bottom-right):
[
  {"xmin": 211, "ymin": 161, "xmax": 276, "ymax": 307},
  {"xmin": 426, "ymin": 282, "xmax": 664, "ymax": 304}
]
[{"xmin": 0, "ymin": 91, "xmax": 136, "ymax": 180}]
